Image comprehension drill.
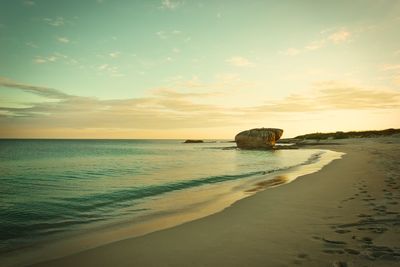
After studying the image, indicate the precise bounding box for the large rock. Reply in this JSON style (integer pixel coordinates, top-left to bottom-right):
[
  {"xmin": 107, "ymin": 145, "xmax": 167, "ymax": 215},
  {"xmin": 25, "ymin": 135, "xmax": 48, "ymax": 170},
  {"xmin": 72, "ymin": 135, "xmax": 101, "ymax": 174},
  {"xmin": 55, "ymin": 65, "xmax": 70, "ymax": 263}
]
[{"xmin": 235, "ymin": 128, "xmax": 283, "ymax": 149}]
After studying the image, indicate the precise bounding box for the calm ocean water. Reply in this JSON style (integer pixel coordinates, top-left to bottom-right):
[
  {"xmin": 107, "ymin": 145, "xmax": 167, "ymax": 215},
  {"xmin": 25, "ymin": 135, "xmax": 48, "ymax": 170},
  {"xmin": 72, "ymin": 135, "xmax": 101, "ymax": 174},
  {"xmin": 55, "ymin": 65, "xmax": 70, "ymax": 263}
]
[{"xmin": 0, "ymin": 139, "xmax": 326, "ymax": 254}]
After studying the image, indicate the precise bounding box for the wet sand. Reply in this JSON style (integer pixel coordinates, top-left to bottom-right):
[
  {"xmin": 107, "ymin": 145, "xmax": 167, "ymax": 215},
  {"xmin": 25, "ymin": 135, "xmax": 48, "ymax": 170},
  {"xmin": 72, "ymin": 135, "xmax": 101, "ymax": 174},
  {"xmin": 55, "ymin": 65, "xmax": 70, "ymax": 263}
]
[{"xmin": 32, "ymin": 137, "xmax": 400, "ymax": 267}]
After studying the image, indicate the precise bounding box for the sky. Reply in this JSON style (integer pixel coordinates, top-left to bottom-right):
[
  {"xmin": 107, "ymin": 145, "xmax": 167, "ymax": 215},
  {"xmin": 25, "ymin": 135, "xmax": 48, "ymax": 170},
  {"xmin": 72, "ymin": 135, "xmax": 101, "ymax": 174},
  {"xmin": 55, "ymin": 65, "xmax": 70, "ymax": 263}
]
[{"xmin": 0, "ymin": 0, "xmax": 400, "ymax": 139}]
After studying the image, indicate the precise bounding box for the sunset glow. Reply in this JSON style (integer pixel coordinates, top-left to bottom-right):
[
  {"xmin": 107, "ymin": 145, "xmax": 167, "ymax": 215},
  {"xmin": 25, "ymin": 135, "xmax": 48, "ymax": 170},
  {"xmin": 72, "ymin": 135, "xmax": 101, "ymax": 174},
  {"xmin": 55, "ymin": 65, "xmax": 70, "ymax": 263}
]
[{"xmin": 1, "ymin": 0, "xmax": 399, "ymax": 138}]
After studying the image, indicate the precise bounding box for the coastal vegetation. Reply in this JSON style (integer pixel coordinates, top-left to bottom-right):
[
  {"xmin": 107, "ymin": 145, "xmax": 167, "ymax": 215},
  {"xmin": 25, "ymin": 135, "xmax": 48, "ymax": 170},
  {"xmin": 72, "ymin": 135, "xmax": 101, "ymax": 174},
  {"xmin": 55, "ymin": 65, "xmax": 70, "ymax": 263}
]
[{"xmin": 294, "ymin": 128, "xmax": 400, "ymax": 140}]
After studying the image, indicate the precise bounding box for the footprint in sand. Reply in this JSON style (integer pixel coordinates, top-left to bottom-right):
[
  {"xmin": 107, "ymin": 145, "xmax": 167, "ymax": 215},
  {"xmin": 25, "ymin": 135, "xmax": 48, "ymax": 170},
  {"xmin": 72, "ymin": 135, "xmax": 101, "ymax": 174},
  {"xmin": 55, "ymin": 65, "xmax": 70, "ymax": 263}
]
[
  {"xmin": 365, "ymin": 245, "xmax": 400, "ymax": 261},
  {"xmin": 297, "ymin": 253, "xmax": 309, "ymax": 259},
  {"xmin": 360, "ymin": 236, "xmax": 373, "ymax": 244},
  {"xmin": 370, "ymin": 227, "xmax": 388, "ymax": 234},
  {"xmin": 357, "ymin": 214, "xmax": 372, "ymax": 218},
  {"xmin": 322, "ymin": 238, "xmax": 347, "ymax": 245},
  {"xmin": 331, "ymin": 261, "xmax": 348, "ymax": 267},
  {"xmin": 362, "ymin": 198, "xmax": 375, "ymax": 202},
  {"xmin": 344, "ymin": 248, "xmax": 360, "ymax": 255},
  {"xmin": 335, "ymin": 229, "xmax": 351, "ymax": 234},
  {"xmin": 323, "ymin": 249, "xmax": 344, "ymax": 255},
  {"xmin": 292, "ymin": 253, "xmax": 310, "ymax": 265},
  {"xmin": 373, "ymin": 205, "xmax": 387, "ymax": 212}
]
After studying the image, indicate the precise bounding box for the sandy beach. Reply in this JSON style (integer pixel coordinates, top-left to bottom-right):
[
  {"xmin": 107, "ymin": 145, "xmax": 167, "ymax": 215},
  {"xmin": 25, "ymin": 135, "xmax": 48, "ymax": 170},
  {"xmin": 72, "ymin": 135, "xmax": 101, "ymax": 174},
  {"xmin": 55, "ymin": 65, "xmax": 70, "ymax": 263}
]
[{"xmin": 28, "ymin": 137, "xmax": 400, "ymax": 267}]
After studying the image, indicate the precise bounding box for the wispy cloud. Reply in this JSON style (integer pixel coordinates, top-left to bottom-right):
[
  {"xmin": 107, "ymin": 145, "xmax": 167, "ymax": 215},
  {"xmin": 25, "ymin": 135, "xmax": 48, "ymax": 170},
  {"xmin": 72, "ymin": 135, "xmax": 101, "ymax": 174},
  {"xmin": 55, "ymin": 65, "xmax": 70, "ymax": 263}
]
[
  {"xmin": 249, "ymin": 81, "xmax": 400, "ymax": 113},
  {"xmin": 165, "ymin": 74, "xmax": 251, "ymax": 92},
  {"xmin": 26, "ymin": 42, "xmax": 38, "ymax": 48},
  {"xmin": 156, "ymin": 31, "xmax": 167, "ymax": 39},
  {"xmin": 305, "ymin": 40, "xmax": 326, "ymax": 51},
  {"xmin": 328, "ymin": 30, "xmax": 351, "ymax": 43},
  {"xmin": 109, "ymin": 51, "xmax": 121, "ymax": 58},
  {"xmin": 97, "ymin": 64, "xmax": 124, "ymax": 77},
  {"xmin": 1, "ymin": 78, "xmax": 399, "ymax": 136},
  {"xmin": 33, "ymin": 53, "xmax": 79, "ymax": 65},
  {"xmin": 381, "ymin": 64, "xmax": 400, "ymax": 71},
  {"xmin": 160, "ymin": 0, "xmax": 182, "ymax": 10},
  {"xmin": 43, "ymin": 17, "xmax": 65, "ymax": 27},
  {"xmin": 280, "ymin": 48, "xmax": 300, "ymax": 56},
  {"xmin": 156, "ymin": 30, "xmax": 181, "ymax": 39},
  {"xmin": 23, "ymin": 0, "xmax": 35, "ymax": 6},
  {"xmin": 57, "ymin": 37, "xmax": 70, "ymax": 43},
  {"xmin": 0, "ymin": 77, "xmax": 71, "ymax": 99},
  {"xmin": 380, "ymin": 64, "xmax": 400, "ymax": 85},
  {"xmin": 282, "ymin": 28, "xmax": 352, "ymax": 56},
  {"xmin": 34, "ymin": 56, "xmax": 57, "ymax": 64},
  {"xmin": 0, "ymin": 78, "xmax": 232, "ymax": 130},
  {"xmin": 226, "ymin": 56, "xmax": 254, "ymax": 67},
  {"xmin": 34, "ymin": 58, "xmax": 47, "ymax": 64}
]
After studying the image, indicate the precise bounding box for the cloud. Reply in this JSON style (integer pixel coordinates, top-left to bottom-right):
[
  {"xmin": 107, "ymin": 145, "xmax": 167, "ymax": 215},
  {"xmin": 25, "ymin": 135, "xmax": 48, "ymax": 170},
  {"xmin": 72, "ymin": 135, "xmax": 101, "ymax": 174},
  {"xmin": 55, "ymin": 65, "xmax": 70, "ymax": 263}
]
[
  {"xmin": 165, "ymin": 74, "xmax": 251, "ymax": 91},
  {"xmin": 281, "ymin": 28, "xmax": 352, "ymax": 56},
  {"xmin": 33, "ymin": 53, "xmax": 78, "ymax": 65},
  {"xmin": 43, "ymin": 17, "xmax": 65, "ymax": 27},
  {"xmin": 305, "ymin": 40, "xmax": 326, "ymax": 51},
  {"xmin": 97, "ymin": 64, "xmax": 124, "ymax": 77},
  {"xmin": 34, "ymin": 57, "xmax": 47, "ymax": 64},
  {"xmin": 160, "ymin": 0, "xmax": 181, "ymax": 10},
  {"xmin": 26, "ymin": 42, "xmax": 38, "ymax": 48},
  {"xmin": 156, "ymin": 31, "xmax": 167, "ymax": 39},
  {"xmin": 0, "ymin": 77, "xmax": 71, "ymax": 100},
  {"xmin": 280, "ymin": 48, "xmax": 300, "ymax": 56},
  {"xmin": 155, "ymin": 30, "xmax": 189, "ymax": 44},
  {"xmin": 109, "ymin": 52, "xmax": 121, "ymax": 58},
  {"xmin": 34, "ymin": 55, "xmax": 57, "ymax": 64},
  {"xmin": 23, "ymin": 1, "xmax": 35, "ymax": 6},
  {"xmin": 328, "ymin": 30, "xmax": 351, "ymax": 43},
  {"xmin": 226, "ymin": 56, "xmax": 254, "ymax": 67},
  {"xmin": 0, "ymin": 79, "xmax": 234, "ymax": 130},
  {"xmin": 57, "ymin": 37, "xmax": 70, "ymax": 43},
  {"xmin": 380, "ymin": 64, "xmax": 400, "ymax": 85},
  {"xmin": 1, "ymin": 78, "xmax": 399, "ymax": 137},
  {"xmin": 251, "ymin": 81, "xmax": 400, "ymax": 113},
  {"xmin": 98, "ymin": 64, "xmax": 109, "ymax": 71},
  {"xmin": 381, "ymin": 64, "xmax": 400, "ymax": 71}
]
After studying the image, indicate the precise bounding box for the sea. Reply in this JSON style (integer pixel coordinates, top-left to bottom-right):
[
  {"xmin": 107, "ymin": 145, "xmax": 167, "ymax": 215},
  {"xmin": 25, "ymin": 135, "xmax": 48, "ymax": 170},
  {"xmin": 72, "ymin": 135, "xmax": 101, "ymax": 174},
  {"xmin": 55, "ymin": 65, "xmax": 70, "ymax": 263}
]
[{"xmin": 0, "ymin": 139, "xmax": 343, "ymax": 265}]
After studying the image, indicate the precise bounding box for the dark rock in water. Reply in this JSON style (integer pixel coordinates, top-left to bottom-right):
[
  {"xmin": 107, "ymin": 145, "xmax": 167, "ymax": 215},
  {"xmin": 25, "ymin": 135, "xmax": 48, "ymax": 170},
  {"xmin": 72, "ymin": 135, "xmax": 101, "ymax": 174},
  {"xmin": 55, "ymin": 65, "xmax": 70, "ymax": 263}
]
[
  {"xmin": 183, "ymin": 140, "xmax": 204, "ymax": 143},
  {"xmin": 235, "ymin": 128, "xmax": 283, "ymax": 149}
]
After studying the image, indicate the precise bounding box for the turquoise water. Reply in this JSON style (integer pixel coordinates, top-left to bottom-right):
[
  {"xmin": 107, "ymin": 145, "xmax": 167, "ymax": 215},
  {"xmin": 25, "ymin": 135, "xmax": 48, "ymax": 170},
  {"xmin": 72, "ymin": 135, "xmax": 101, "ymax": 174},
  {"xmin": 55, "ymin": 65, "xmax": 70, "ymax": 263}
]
[{"xmin": 0, "ymin": 139, "xmax": 323, "ymax": 253}]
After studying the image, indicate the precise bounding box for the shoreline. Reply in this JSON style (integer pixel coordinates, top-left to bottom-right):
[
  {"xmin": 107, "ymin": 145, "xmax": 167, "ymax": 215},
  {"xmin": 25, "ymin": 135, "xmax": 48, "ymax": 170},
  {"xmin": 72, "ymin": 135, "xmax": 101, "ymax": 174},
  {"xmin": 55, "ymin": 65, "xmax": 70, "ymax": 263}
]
[
  {"xmin": 1, "ymin": 148, "xmax": 342, "ymax": 267},
  {"xmin": 3, "ymin": 137, "xmax": 400, "ymax": 266}
]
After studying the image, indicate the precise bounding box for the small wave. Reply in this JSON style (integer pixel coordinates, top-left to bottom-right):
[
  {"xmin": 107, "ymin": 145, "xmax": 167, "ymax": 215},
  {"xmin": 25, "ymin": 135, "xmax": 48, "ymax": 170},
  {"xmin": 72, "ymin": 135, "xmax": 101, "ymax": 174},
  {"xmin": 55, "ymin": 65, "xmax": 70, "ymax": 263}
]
[
  {"xmin": 56, "ymin": 151, "xmax": 325, "ymax": 212},
  {"xmin": 301, "ymin": 151, "xmax": 325, "ymax": 165}
]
